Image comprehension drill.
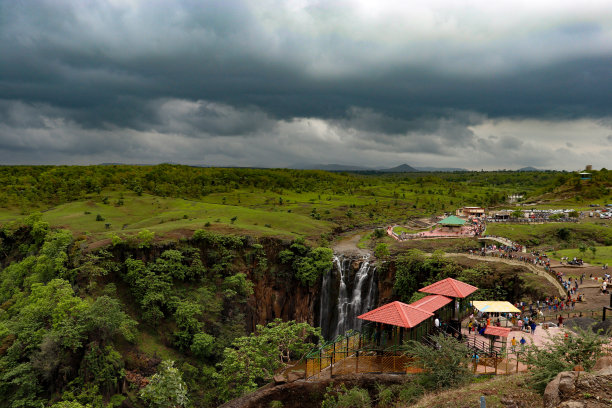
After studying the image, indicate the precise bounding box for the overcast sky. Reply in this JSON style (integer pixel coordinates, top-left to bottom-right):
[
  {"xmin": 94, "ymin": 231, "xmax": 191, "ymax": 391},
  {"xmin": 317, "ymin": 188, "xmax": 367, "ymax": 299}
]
[{"xmin": 1, "ymin": 0, "xmax": 612, "ymax": 170}]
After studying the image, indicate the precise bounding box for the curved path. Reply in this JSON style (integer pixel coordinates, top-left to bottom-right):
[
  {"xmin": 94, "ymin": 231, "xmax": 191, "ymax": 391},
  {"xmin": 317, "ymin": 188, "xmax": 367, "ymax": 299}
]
[
  {"xmin": 447, "ymin": 252, "xmax": 566, "ymax": 297},
  {"xmin": 478, "ymin": 236, "xmax": 526, "ymax": 252}
]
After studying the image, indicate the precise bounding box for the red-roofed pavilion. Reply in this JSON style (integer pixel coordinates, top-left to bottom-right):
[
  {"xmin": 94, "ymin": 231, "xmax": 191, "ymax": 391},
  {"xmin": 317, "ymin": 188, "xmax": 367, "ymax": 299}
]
[
  {"xmin": 358, "ymin": 301, "xmax": 434, "ymax": 345},
  {"xmin": 409, "ymin": 295, "xmax": 453, "ymax": 314},
  {"xmin": 418, "ymin": 278, "xmax": 478, "ymax": 298},
  {"xmin": 418, "ymin": 278, "xmax": 478, "ymax": 329},
  {"xmin": 358, "ymin": 301, "xmax": 433, "ymax": 328}
]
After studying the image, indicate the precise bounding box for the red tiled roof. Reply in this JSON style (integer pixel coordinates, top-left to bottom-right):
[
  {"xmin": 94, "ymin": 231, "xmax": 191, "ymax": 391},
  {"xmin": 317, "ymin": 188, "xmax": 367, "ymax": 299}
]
[
  {"xmin": 409, "ymin": 295, "xmax": 453, "ymax": 313},
  {"xmin": 484, "ymin": 326, "xmax": 511, "ymax": 337},
  {"xmin": 358, "ymin": 301, "xmax": 433, "ymax": 328},
  {"xmin": 418, "ymin": 278, "xmax": 478, "ymax": 298}
]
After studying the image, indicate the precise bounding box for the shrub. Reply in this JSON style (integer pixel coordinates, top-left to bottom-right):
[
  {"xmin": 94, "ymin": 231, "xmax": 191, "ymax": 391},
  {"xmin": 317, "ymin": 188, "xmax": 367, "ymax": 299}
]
[
  {"xmin": 191, "ymin": 333, "xmax": 215, "ymax": 359},
  {"xmin": 96, "ymin": 214, "xmax": 105, "ymax": 221},
  {"xmin": 402, "ymin": 333, "xmax": 472, "ymax": 390},
  {"xmin": 139, "ymin": 360, "xmax": 188, "ymax": 408},
  {"xmin": 521, "ymin": 326, "xmax": 608, "ymax": 392},
  {"xmin": 137, "ymin": 229, "xmax": 155, "ymax": 248},
  {"xmin": 374, "ymin": 243, "xmax": 389, "ymax": 258},
  {"xmin": 322, "ymin": 385, "xmax": 371, "ymax": 408}
]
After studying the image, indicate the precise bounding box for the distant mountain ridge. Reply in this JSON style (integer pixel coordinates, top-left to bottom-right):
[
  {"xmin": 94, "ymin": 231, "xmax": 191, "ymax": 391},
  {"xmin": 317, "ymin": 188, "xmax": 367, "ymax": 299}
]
[{"xmin": 291, "ymin": 163, "xmax": 468, "ymax": 172}]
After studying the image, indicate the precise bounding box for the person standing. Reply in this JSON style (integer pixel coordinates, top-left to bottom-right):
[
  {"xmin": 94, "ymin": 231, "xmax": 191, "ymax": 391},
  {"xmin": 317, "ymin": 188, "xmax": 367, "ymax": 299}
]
[{"xmin": 558, "ymin": 315, "xmax": 564, "ymax": 327}]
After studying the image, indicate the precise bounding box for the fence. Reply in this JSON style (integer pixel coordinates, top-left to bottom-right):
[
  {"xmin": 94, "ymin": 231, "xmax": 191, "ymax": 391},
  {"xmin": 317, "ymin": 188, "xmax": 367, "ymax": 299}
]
[{"xmin": 471, "ymin": 351, "xmax": 524, "ymax": 375}]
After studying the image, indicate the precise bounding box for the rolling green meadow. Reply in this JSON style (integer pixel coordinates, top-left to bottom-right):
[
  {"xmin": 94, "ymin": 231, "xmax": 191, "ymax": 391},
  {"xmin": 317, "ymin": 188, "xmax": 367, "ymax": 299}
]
[{"xmin": 2, "ymin": 164, "xmax": 607, "ymax": 244}]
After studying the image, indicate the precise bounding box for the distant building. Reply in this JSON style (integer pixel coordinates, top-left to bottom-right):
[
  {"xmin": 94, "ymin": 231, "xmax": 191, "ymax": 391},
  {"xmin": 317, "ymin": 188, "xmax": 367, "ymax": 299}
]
[
  {"xmin": 456, "ymin": 206, "xmax": 485, "ymax": 217},
  {"xmin": 586, "ymin": 165, "xmax": 592, "ymax": 171},
  {"xmin": 508, "ymin": 194, "xmax": 524, "ymax": 203},
  {"xmin": 579, "ymin": 172, "xmax": 592, "ymax": 180}
]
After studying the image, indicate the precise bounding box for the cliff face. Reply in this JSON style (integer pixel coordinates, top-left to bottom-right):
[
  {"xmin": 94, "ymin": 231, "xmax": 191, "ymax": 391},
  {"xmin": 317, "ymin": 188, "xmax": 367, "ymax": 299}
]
[
  {"xmin": 243, "ymin": 237, "xmax": 319, "ymax": 332},
  {"xmin": 247, "ymin": 274, "xmax": 318, "ymax": 332}
]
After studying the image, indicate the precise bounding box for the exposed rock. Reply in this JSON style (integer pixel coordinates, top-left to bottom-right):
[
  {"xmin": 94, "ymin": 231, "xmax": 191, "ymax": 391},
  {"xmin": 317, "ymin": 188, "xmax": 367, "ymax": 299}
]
[
  {"xmin": 544, "ymin": 368, "xmax": 612, "ymax": 408},
  {"xmin": 218, "ymin": 374, "xmax": 405, "ymax": 408},
  {"xmin": 558, "ymin": 402, "xmax": 584, "ymax": 408},
  {"xmin": 592, "ymin": 356, "xmax": 612, "ymax": 372},
  {"xmin": 273, "ymin": 373, "xmax": 287, "ymax": 384},
  {"xmin": 543, "ymin": 372, "xmax": 562, "ymax": 408},
  {"xmin": 558, "ymin": 371, "xmax": 577, "ymax": 396},
  {"xmin": 287, "ymin": 370, "xmax": 305, "ymax": 382}
]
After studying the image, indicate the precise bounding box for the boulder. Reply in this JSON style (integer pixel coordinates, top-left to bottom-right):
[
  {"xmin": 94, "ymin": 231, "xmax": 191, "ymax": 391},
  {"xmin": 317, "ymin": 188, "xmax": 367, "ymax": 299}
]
[
  {"xmin": 543, "ymin": 372, "xmax": 562, "ymax": 408},
  {"xmin": 287, "ymin": 370, "xmax": 305, "ymax": 382},
  {"xmin": 558, "ymin": 371, "xmax": 577, "ymax": 396},
  {"xmin": 544, "ymin": 371, "xmax": 578, "ymax": 408},
  {"xmin": 273, "ymin": 373, "xmax": 287, "ymax": 384},
  {"xmin": 592, "ymin": 356, "xmax": 612, "ymax": 372}
]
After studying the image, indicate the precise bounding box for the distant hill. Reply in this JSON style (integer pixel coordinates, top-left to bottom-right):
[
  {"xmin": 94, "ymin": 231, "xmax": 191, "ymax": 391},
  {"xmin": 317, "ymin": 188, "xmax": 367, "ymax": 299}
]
[
  {"xmin": 414, "ymin": 166, "xmax": 468, "ymax": 172},
  {"xmin": 378, "ymin": 163, "xmax": 418, "ymax": 173},
  {"xmin": 517, "ymin": 166, "xmax": 539, "ymax": 171},
  {"xmin": 291, "ymin": 163, "xmax": 470, "ymax": 172},
  {"xmin": 291, "ymin": 163, "xmax": 373, "ymax": 171}
]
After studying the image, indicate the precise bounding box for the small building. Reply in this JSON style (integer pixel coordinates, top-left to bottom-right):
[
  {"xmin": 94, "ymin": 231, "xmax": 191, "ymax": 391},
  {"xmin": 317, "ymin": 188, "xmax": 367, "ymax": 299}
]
[
  {"xmin": 456, "ymin": 207, "xmax": 485, "ymax": 217},
  {"xmin": 357, "ymin": 278, "xmax": 478, "ymax": 345},
  {"xmin": 579, "ymin": 172, "xmax": 591, "ymax": 180},
  {"xmin": 438, "ymin": 215, "xmax": 467, "ymax": 229}
]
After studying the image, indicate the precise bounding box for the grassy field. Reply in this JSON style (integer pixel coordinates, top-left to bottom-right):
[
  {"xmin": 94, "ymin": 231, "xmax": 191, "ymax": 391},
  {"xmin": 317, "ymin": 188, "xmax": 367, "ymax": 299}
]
[
  {"xmin": 485, "ymin": 222, "xmax": 612, "ymax": 248},
  {"xmin": 0, "ymin": 166, "xmax": 608, "ymax": 244},
  {"xmin": 392, "ymin": 226, "xmax": 424, "ymax": 235},
  {"xmin": 0, "ymin": 191, "xmax": 332, "ymax": 242},
  {"xmin": 549, "ymin": 246, "xmax": 612, "ymax": 266}
]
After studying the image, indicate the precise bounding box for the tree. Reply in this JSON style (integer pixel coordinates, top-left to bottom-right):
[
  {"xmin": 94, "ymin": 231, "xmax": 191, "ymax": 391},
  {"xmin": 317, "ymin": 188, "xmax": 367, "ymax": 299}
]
[
  {"xmin": 216, "ymin": 319, "xmax": 321, "ymax": 401},
  {"xmin": 139, "ymin": 361, "xmax": 189, "ymax": 408},
  {"xmin": 292, "ymin": 246, "xmax": 333, "ymax": 286},
  {"xmin": 589, "ymin": 246, "xmax": 597, "ymax": 258},
  {"xmin": 578, "ymin": 243, "xmax": 587, "ymax": 256},
  {"xmin": 393, "ymin": 249, "xmax": 425, "ymax": 302}
]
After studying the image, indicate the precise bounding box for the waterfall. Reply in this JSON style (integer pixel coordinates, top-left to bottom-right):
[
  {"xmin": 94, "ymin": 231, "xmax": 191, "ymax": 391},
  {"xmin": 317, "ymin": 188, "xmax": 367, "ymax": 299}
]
[{"xmin": 318, "ymin": 255, "xmax": 377, "ymax": 339}]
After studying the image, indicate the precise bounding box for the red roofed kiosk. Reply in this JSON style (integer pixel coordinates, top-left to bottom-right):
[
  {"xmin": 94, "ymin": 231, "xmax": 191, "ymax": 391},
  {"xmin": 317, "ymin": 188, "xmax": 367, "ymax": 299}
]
[
  {"xmin": 358, "ymin": 301, "xmax": 433, "ymax": 345},
  {"xmin": 419, "ymin": 277, "xmax": 478, "ymax": 330}
]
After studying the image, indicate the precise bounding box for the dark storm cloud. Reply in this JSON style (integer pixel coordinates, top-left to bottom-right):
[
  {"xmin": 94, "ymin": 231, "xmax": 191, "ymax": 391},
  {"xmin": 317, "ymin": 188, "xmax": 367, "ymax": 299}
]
[{"xmin": 1, "ymin": 0, "xmax": 612, "ymax": 168}]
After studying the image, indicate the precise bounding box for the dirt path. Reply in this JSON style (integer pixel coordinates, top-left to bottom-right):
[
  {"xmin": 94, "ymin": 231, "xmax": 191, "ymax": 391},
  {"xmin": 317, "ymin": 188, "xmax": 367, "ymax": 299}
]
[{"xmin": 332, "ymin": 231, "xmax": 371, "ymax": 257}]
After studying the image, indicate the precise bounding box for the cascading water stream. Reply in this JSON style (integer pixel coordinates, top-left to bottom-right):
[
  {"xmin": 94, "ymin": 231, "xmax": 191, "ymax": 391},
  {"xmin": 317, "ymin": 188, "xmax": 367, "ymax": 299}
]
[{"xmin": 318, "ymin": 255, "xmax": 378, "ymax": 339}]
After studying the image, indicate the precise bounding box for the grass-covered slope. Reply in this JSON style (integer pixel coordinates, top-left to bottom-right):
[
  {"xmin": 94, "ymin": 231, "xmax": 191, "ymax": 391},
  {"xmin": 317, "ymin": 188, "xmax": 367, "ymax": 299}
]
[{"xmin": 0, "ymin": 165, "xmax": 571, "ymax": 241}]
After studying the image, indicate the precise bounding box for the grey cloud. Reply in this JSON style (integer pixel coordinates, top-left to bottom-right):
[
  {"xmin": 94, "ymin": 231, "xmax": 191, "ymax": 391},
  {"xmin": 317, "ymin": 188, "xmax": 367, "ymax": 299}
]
[{"xmin": 1, "ymin": 1, "xmax": 612, "ymax": 169}]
